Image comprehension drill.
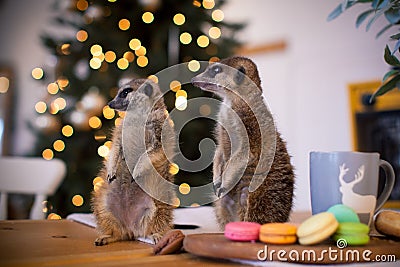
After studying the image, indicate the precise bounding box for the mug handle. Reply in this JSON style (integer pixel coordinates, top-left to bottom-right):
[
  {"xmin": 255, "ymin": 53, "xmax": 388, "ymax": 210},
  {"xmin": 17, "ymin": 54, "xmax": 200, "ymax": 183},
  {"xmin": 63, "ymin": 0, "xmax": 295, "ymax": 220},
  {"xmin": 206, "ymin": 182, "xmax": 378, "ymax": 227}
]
[{"xmin": 375, "ymin": 159, "xmax": 396, "ymax": 211}]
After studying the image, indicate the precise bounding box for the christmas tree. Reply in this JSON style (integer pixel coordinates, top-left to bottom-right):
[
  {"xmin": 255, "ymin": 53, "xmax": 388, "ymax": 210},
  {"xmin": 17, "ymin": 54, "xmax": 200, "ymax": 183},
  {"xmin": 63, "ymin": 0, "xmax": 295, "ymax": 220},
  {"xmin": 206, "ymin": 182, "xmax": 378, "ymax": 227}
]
[{"xmin": 31, "ymin": 0, "xmax": 243, "ymax": 217}]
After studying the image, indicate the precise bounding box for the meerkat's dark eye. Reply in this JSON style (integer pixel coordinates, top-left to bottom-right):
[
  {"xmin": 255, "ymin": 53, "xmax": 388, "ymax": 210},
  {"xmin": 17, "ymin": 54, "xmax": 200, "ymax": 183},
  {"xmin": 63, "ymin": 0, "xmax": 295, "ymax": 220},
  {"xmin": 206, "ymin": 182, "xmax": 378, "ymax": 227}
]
[
  {"xmin": 142, "ymin": 83, "xmax": 153, "ymax": 97},
  {"xmin": 209, "ymin": 65, "xmax": 222, "ymax": 78},
  {"xmin": 119, "ymin": 87, "xmax": 133, "ymax": 99}
]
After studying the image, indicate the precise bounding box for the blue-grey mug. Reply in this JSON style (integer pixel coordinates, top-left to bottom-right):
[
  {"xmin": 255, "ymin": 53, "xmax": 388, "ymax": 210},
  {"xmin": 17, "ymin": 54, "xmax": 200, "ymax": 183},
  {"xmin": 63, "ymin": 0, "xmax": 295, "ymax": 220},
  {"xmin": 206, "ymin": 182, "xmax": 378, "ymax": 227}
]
[{"xmin": 310, "ymin": 151, "xmax": 395, "ymax": 226}]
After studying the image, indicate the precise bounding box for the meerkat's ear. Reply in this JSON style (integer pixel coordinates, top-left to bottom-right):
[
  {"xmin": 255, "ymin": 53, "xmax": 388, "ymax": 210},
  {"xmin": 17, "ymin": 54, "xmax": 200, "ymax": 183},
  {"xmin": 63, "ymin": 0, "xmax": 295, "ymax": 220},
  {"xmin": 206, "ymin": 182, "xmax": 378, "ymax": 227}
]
[
  {"xmin": 143, "ymin": 83, "xmax": 153, "ymax": 97},
  {"xmin": 234, "ymin": 66, "xmax": 246, "ymax": 85}
]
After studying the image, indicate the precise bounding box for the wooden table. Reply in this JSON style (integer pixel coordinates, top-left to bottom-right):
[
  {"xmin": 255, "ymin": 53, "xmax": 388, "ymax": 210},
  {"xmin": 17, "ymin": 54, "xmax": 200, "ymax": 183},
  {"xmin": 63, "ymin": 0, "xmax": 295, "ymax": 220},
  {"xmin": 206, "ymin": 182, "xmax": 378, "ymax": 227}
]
[{"xmin": 0, "ymin": 219, "xmax": 245, "ymax": 267}]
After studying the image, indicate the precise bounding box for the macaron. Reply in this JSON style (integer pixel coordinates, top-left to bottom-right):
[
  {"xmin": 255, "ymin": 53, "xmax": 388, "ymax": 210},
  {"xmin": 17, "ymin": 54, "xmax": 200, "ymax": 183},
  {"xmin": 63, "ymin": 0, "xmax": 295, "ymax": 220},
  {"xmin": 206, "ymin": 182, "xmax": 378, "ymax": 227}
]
[
  {"xmin": 333, "ymin": 222, "xmax": 370, "ymax": 246},
  {"xmin": 224, "ymin": 221, "xmax": 261, "ymax": 241},
  {"xmin": 297, "ymin": 212, "xmax": 339, "ymax": 245},
  {"xmin": 327, "ymin": 204, "xmax": 360, "ymax": 223},
  {"xmin": 259, "ymin": 223, "xmax": 297, "ymax": 244}
]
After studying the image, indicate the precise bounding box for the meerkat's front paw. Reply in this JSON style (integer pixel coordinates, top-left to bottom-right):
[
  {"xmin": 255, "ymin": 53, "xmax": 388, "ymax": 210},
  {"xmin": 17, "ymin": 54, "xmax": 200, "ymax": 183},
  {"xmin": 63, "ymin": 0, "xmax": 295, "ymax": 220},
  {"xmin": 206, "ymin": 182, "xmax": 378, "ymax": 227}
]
[
  {"xmin": 148, "ymin": 233, "xmax": 163, "ymax": 244},
  {"xmin": 95, "ymin": 235, "xmax": 113, "ymax": 246}
]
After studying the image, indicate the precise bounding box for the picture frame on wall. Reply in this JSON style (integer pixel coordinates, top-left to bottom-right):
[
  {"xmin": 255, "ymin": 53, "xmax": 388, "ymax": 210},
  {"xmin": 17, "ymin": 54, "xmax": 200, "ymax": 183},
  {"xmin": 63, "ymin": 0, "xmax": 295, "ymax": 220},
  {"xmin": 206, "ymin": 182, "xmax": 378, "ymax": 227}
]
[{"xmin": 348, "ymin": 81, "xmax": 400, "ymax": 208}]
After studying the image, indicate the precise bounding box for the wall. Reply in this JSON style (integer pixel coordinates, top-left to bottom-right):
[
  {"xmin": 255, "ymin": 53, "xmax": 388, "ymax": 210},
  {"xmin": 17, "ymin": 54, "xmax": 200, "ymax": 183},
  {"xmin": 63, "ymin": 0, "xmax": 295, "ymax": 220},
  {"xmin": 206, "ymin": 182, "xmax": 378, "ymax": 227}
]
[{"xmin": 0, "ymin": 0, "xmax": 391, "ymax": 210}]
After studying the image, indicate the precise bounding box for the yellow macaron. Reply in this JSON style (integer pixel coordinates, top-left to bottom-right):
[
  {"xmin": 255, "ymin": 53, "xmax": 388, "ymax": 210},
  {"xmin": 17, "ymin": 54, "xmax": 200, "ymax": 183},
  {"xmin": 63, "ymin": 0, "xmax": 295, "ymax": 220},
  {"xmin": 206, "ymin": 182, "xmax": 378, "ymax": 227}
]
[
  {"xmin": 297, "ymin": 212, "xmax": 339, "ymax": 245},
  {"xmin": 259, "ymin": 223, "xmax": 297, "ymax": 244}
]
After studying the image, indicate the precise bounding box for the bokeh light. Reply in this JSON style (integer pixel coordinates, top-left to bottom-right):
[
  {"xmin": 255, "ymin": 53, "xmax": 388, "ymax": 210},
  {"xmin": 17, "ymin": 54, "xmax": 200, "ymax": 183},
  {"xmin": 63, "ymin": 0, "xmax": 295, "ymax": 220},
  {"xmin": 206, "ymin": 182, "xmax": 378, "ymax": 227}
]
[
  {"xmin": 180, "ymin": 32, "xmax": 192, "ymax": 45},
  {"xmin": 173, "ymin": 13, "xmax": 185, "ymax": 25},
  {"xmin": 62, "ymin": 125, "xmax": 74, "ymax": 137},
  {"xmin": 0, "ymin": 77, "xmax": 9, "ymax": 93},
  {"xmin": 212, "ymin": 9, "xmax": 224, "ymax": 22},
  {"xmin": 32, "ymin": 67, "xmax": 44, "ymax": 80},
  {"xmin": 142, "ymin": 12, "xmax": 154, "ymax": 23},
  {"xmin": 169, "ymin": 163, "xmax": 179, "ymax": 175},
  {"xmin": 118, "ymin": 18, "xmax": 130, "ymax": 30},
  {"xmin": 35, "ymin": 101, "xmax": 47, "ymax": 114},
  {"xmin": 72, "ymin": 195, "xmax": 84, "ymax": 207},
  {"xmin": 197, "ymin": 35, "xmax": 210, "ymax": 48},
  {"xmin": 208, "ymin": 27, "xmax": 221, "ymax": 39},
  {"xmin": 76, "ymin": 30, "xmax": 88, "ymax": 42},
  {"xmin": 53, "ymin": 140, "xmax": 65, "ymax": 152},
  {"xmin": 42, "ymin": 149, "xmax": 54, "ymax": 160},
  {"xmin": 175, "ymin": 96, "xmax": 187, "ymax": 111},
  {"xmin": 188, "ymin": 60, "xmax": 200, "ymax": 72},
  {"xmin": 169, "ymin": 80, "xmax": 181, "ymax": 92},
  {"xmin": 179, "ymin": 183, "xmax": 191, "ymax": 195}
]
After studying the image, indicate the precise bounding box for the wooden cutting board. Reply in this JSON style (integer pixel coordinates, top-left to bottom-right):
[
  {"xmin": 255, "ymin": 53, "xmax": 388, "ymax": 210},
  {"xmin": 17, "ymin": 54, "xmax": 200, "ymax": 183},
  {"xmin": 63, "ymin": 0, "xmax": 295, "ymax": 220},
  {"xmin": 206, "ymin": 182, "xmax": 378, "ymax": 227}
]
[{"xmin": 183, "ymin": 233, "xmax": 400, "ymax": 264}]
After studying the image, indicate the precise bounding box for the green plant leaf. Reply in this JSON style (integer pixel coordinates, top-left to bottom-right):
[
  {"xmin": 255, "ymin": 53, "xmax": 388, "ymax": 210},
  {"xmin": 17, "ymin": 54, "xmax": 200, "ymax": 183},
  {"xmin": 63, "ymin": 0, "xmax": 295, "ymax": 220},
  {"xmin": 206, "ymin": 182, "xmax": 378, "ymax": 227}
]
[
  {"xmin": 384, "ymin": 7, "xmax": 400, "ymax": 24},
  {"xmin": 370, "ymin": 74, "xmax": 400, "ymax": 102},
  {"xmin": 376, "ymin": 24, "xmax": 392, "ymax": 38},
  {"xmin": 327, "ymin": 3, "xmax": 344, "ymax": 21},
  {"xmin": 366, "ymin": 9, "xmax": 385, "ymax": 31},
  {"xmin": 382, "ymin": 69, "xmax": 399, "ymax": 82},
  {"xmin": 393, "ymin": 39, "xmax": 400, "ymax": 55},
  {"xmin": 384, "ymin": 45, "xmax": 400, "ymax": 66},
  {"xmin": 390, "ymin": 33, "xmax": 400, "ymax": 40},
  {"xmin": 356, "ymin": 9, "xmax": 375, "ymax": 27}
]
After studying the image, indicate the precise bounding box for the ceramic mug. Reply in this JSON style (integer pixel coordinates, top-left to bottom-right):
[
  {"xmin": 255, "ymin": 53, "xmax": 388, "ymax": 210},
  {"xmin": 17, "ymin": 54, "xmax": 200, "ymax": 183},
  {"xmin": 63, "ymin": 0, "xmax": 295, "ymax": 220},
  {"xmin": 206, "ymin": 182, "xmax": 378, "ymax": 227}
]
[{"xmin": 310, "ymin": 151, "xmax": 395, "ymax": 226}]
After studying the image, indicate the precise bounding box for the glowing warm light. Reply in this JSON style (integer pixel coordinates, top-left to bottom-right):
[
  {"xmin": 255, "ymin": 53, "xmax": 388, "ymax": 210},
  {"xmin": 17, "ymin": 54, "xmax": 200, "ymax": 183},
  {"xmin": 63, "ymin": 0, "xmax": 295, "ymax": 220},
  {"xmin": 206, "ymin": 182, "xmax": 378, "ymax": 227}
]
[
  {"xmin": 197, "ymin": 35, "xmax": 210, "ymax": 48},
  {"xmin": 179, "ymin": 183, "xmax": 191, "ymax": 195},
  {"xmin": 47, "ymin": 83, "xmax": 59, "ymax": 95},
  {"xmin": 123, "ymin": 51, "xmax": 135, "ymax": 62},
  {"xmin": 32, "ymin": 68, "xmax": 44, "ymax": 80},
  {"xmin": 180, "ymin": 32, "xmax": 192, "ymax": 45},
  {"xmin": 94, "ymin": 134, "xmax": 106, "ymax": 141},
  {"xmin": 104, "ymin": 141, "xmax": 112, "ymax": 149},
  {"xmin": 35, "ymin": 101, "xmax": 47, "ymax": 113},
  {"xmin": 209, "ymin": 56, "xmax": 220, "ymax": 63},
  {"xmin": 0, "ymin": 77, "xmax": 9, "ymax": 93},
  {"xmin": 118, "ymin": 18, "xmax": 130, "ymax": 30},
  {"xmin": 129, "ymin": 38, "xmax": 141, "ymax": 50},
  {"xmin": 208, "ymin": 27, "xmax": 221, "ymax": 39},
  {"xmin": 90, "ymin": 57, "xmax": 102, "ymax": 69},
  {"xmin": 98, "ymin": 145, "xmax": 110, "ymax": 157},
  {"xmin": 169, "ymin": 80, "xmax": 181, "ymax": 92},
  {"xmin": 72, "ymin": 195, "xmax": 84, "ymax": 207},
  {"xmin": 60, "ymin": 43, "xmax": 71, "ymax": 55},
  {"xmin": 47, "ymin": 213, "xmax": 61, "ymax": 220},
  {"xmin": 90, "ymin": 44, "xmax": 103, "ymax": 56},
  {"xmin": 188, "ymin": 60, "xmax": 201, "ymax": 72},
  {"xmin": 199, "ymin": 104, "xmax": 211, "ymax": 116},
  {"xmin": 135, "ymin": 46, "xmax": 147, "ymax": 56},
  {"xmin": 42, "ymin": 149, "xmax": 54, "ymax": 160},
  {"xmin": 115, "ymin": 117, "xmax": 123, "ymax": 126},
  {"xmin": 76, "ymin": 30, "xmax": 88, "ymax": 42},
  {"xmin": 62, "ymin": 125, "xmax": 74, "ymax": 137},
  {"xmin": 53, "ymin": 140, "xmax": 65, "ymax": 152},
  {"xmin": 212, "ymin": 9, "xmax": 224, "ymax": 22},
  {"xmin": 175, "ymin": 96, "xmax": 187, "ymax": 111},
  {"xmin": 108, "ymin": 0, "xmax": 117, "ymax": 2},
  {"xmin": 137, "ymin": 56, "xmax": 148, "ymax": 67},
  {"xmin": 117, "ymin": 58, "xmax": 129, "ymax": 70},
  {"xmin": 173, "ymin": 13, "xmax": 185, "ymax": 25},
  {"xmin": 94, "ymin": 179, "xmax": 104, "ymax": 192},
  {"xmin": 76, "ymin": 0, "xmax": 88, "ymax": 11},
  {"xmin": 172, "ymin": 197, "xmax": 180, "ymax": 207},
  {"xmin": 54, "ymin": 97, "xmax": 67, "ymax": 110},
  {"xmin": 176, "ymin": 90, "xmax": 187, "ymax": 98},
  {"xmin": 169, "ymin": 163, "xmax": 179, "ymax": 175},
  {"xmin": 94, "ymin": 53, "xmax": 105, "ymax": 62},
  {"xmin": 103, "ymin": 106, "xmax": 115, "ymax": 119},
  {"xmin": 105, "ymin": 51, "xmax": 116, "ymax": 63},
  {"xmin": 142, "ymin": 12, "xmax": 154, "ymax": 23},
  {"xmin": 202, "ymin": 0, "xmax": 215, "ymax": 9},
  {"xmin": 89, "ymin": 116, "xmax": 102, "ymax": 129},
  {"xmin": 57, "ymin": 77, "xmax": 69, "ymax": 89},
  {"xmin": 191, "ymin": 203, "xmax": 200, "ymax": 207},
  {"xmin": 49, "ymin": 102, "xmax": 60, "ymax": 114},
  {"xmin": 193, "ymin": 0, "xmax": 201, "ymax": 7},
  {"xmin": 147, "ymin": 75, "xmax": 159, "ymax": 83},
  {"xmin": 93, "ymin": 176, "xmax": 103, "ymax": 185}
]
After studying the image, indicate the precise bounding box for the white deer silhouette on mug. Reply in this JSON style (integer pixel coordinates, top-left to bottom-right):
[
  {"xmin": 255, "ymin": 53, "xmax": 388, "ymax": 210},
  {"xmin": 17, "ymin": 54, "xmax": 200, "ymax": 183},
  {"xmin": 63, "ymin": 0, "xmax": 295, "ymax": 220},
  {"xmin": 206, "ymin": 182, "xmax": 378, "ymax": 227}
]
[{"xmin": 338, "ymin": 163, "xmax": 376, "ymax": 223}]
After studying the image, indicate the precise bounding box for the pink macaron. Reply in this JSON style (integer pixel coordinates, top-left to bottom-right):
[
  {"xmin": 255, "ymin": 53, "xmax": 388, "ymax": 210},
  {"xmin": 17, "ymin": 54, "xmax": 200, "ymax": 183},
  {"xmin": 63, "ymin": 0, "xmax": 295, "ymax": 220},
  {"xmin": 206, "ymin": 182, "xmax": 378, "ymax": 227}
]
[{"xmin": 224, "ymin": 221, "xmax": 261, "ymax": 241}]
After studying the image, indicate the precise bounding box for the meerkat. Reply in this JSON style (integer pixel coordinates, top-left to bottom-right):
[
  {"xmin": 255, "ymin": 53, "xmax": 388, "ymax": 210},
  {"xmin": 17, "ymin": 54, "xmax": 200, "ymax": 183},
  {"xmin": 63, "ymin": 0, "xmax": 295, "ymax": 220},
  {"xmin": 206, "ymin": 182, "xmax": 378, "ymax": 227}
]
[
  {"xmin": 91, "ymin": 78, "xmax": 176, "ymax": 246},
  {"xmin": 192, "ymin": 56, "xmax": 294, "ymax": 228}
]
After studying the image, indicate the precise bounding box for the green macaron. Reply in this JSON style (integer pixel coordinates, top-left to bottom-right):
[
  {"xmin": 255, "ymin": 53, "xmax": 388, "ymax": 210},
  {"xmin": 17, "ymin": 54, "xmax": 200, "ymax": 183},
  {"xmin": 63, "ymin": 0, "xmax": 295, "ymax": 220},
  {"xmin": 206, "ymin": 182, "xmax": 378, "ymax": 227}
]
[
  {"xmin": 327, "ymin": 204, "xmax": 360, "ymax": 223},
  {"xmin": 333, "ymin": 222, "xmax": 370, "ymax": 246}
]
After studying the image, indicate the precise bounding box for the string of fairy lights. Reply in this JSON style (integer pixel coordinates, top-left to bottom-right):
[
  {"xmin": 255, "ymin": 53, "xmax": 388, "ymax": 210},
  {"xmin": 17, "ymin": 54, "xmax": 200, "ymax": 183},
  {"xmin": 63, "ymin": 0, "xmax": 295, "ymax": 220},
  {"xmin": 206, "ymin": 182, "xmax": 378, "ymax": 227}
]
[{"xmin": 31, "ymin": 0, "xmax": 225, "ymax": 218}]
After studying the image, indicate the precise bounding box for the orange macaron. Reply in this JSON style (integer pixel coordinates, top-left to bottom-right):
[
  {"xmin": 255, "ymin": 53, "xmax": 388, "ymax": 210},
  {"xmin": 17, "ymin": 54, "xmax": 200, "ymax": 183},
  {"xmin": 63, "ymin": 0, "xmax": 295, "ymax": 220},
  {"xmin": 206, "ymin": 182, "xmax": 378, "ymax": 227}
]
[{"xmin": 259, "ymin": 223, "xmax": 297, "ymax": 244}]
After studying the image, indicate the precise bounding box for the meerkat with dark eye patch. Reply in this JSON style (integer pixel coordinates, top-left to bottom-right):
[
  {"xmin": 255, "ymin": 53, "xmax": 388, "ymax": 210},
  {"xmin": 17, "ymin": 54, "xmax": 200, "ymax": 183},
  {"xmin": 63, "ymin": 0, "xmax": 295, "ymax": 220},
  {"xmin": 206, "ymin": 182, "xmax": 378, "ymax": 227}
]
[
  {"xmin": 192, "ymin": 56, "xmax": 294, "ymax": 228},
  {"xmin": 91, "ymin": 78, "xmax": 176, "ymax": 246}
]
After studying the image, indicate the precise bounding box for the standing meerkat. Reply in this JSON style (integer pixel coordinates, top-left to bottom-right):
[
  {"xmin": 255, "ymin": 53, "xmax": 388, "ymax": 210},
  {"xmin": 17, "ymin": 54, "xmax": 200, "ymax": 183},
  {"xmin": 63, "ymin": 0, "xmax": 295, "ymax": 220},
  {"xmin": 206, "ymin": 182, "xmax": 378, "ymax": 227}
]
[
  {"xmin": 192, "ymin": 56, "xmax": 294, "ymax": 228},
  {"xmin": 91, "ymin": 78, "xmax": 176, "ymax": 246}
]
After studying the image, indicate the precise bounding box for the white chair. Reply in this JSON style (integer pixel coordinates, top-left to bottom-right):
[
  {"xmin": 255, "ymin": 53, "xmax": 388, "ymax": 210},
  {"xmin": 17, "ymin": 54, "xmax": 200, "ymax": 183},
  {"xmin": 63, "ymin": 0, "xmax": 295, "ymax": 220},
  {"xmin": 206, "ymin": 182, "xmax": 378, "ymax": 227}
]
[{"xmin": 0, "ymin": 157, "xmax": 66, "ymax": 219}]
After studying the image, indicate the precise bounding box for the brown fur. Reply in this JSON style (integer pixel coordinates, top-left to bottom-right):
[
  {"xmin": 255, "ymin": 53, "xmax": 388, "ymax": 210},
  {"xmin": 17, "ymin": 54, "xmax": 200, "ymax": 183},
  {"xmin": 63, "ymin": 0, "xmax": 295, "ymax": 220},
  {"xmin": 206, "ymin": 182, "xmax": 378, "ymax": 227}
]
[
  {"xmin": 91, "ymin": 79, "xmax": 176, "ymax": 245},
  {"xmin": 192, "ymin": 56, "xmax": 295, "ymax": 228}
]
